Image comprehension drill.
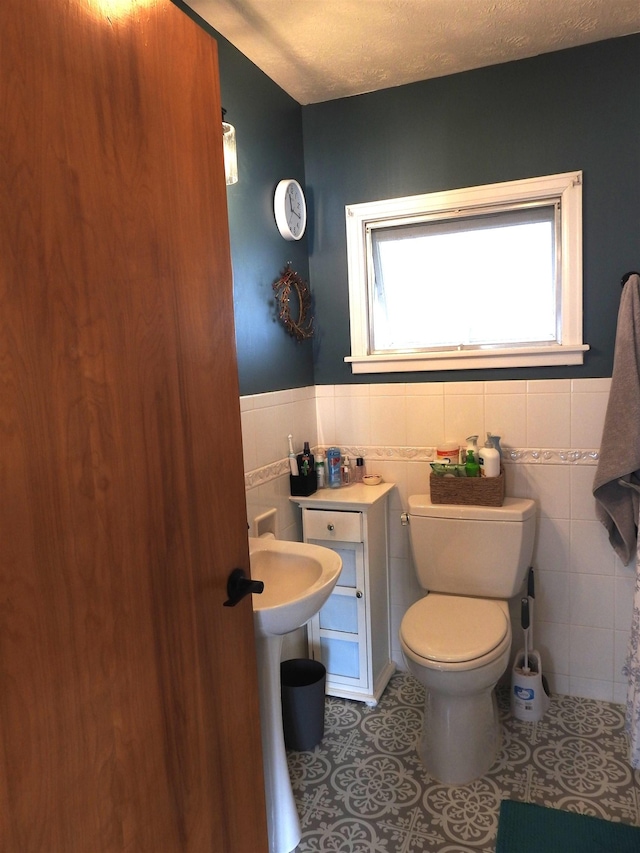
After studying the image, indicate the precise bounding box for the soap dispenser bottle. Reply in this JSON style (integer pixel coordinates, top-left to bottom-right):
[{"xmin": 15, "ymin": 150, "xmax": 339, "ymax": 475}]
[
  {"xmin": 466, "ymin": 435, "xmax": 479, "ymax": 464},
  {"xmin": 465, "ymin": 449, "xmax": 480, "ymax": 478},
  {"xmin": 479, "ymin": 433, "xmax": 500, "ymax": 478}
]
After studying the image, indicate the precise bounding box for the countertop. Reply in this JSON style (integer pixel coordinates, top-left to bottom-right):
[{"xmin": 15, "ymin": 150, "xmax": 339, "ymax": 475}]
[{"xmin": 289, "ymin": 481, "xmax": 394, "ymax": 510}]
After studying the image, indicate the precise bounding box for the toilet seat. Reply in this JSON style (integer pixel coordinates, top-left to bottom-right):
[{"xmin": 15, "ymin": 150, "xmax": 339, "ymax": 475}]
[{"xmin": 400, "ymin": 594, "xmax": 509, "ymax": 667}]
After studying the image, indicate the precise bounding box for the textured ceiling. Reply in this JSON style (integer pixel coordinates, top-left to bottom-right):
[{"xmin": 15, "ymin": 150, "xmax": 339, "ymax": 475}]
[{"xmin": 185, "ymin": 0, "xmax": 640, "ymax": 104}]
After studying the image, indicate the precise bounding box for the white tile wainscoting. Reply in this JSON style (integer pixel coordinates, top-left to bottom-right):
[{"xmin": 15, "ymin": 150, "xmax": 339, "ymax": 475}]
[{"xmin": 241, "ymin": 378, "xmax": 636, "ymax": 705}]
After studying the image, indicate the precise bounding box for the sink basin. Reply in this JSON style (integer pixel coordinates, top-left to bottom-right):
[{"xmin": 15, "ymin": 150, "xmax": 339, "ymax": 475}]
[
  {"xmin": 249, "ymin": 537, "xmax": 342, "ymax": 637},
  {"xmin": 248, "ymin": 536, "xmax": 342, "ymax": 853}
]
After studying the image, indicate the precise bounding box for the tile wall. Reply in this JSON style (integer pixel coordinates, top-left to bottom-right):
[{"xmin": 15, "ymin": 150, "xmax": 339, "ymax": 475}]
[{"xmin": 241, "ymin": 378, "xmax": 636, "ymax": 705}]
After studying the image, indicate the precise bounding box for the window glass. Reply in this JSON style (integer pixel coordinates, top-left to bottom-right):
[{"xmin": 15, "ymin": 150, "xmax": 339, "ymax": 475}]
[
  {"xmin": 345, "ymin": 172, "xmax": 587, "ymax": 373},
  {"xmin": 370, "ymin": 205, "xmax": 557, "ymax": 352}
]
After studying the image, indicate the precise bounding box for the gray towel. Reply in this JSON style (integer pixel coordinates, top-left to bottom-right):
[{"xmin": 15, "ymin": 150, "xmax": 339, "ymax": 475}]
[{"xmin": 593, "ymin": 273, "xmax": 640, "ymax": 565}]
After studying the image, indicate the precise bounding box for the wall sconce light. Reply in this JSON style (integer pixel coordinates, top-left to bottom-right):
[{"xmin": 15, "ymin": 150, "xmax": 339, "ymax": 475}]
[{"xmin": 222, "ymin": 108, "xmax": 238, "ymax": 186}]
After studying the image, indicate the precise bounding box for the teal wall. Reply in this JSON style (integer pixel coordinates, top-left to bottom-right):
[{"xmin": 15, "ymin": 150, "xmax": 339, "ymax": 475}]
[
  {"xmin": 174, "ymin": 2, "xmax": 314, "ymax": 396},
  {"xmin": 303, "ymin": 35, "xmax": 640, "ymax": 385},
  {"xmin": 176, "ymin": 1, "xmax": 639, "ymax": 395}
]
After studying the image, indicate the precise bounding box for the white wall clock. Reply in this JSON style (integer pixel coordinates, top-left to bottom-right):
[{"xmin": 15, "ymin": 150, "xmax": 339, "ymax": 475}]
[{"xmin": 274, "ymin": 178, "xmax": 307, "ymax": 241}]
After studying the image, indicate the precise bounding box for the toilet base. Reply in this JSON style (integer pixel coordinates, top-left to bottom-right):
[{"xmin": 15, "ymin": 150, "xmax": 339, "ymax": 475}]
[
  {"xmin": 419, "ymin": 684, "xmax": 500, "ymax": 785},
  {"xmin": 400, "ymin": 595, "xmax": 512, "ymax": 786}
]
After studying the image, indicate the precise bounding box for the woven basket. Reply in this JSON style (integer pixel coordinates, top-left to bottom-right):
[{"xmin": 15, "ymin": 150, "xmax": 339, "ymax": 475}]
[{"xmin": 430, "ymin": 469, "xmax": 504, "ymax": 507}]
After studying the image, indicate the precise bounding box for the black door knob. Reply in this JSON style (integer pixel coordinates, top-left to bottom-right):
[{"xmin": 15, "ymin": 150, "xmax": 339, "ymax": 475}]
[{"xmin": 223, "ymin": 568, "xmax": 264, "ymax": 607}]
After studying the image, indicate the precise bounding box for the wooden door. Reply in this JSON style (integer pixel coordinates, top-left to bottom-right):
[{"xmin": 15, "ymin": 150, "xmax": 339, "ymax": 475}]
[{"xmin": 0, "ymin": 1, "xmax": 269, "ymax": 850}]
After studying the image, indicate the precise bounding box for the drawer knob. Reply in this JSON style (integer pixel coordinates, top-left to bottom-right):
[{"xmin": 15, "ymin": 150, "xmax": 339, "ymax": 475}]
[
  {"xmin": 356, "ymin": 590, "xmax": 363, "ymax": 599},
  {"xmin": 327, "ymin": 523, "xmax": 335, "ymax": 531}
]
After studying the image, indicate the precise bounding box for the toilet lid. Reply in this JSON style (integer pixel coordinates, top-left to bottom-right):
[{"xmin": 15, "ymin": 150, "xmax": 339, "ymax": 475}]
[{"xmin": 401, "ymin": 595, "xmax": 509, "ymax": 664}]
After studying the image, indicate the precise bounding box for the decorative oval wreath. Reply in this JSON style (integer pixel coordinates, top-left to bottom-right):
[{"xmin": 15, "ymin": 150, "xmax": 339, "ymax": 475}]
[{"xmin": 272, "ymin": 264, "xmax": 314, "ymax": 342}]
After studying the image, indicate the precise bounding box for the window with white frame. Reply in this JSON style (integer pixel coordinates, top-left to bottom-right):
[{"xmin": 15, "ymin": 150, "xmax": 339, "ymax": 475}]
[{"xmin": 345, "ymin": 172, "xmax": 588, "ymax": 373}]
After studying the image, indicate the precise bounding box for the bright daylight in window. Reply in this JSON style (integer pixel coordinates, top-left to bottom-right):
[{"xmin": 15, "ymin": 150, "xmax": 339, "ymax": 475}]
[{"xmin": 345, "ymin": 172, "xmax": 588, "ymax": 373}]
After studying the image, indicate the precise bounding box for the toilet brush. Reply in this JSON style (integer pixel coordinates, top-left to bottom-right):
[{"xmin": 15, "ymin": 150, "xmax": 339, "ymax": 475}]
[
  {"xmin": 527, "ymin": 566, "xmax": 534, "ymax": 656},
  {"xmin": 510, "ymin": 567, "xmax": 550, "ymax": 722},
  {"xmin": 526, "ymin": 566, "xmax": 551, "ymax": 697},
  {"xmin": 521, "ymin": 597, "xmax": 530, "ymax": 675}
]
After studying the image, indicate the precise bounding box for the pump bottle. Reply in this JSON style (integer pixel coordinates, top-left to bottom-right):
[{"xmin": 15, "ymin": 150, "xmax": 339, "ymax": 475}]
[
  {"xmin": 465, "ymin": 435, "xmax": 479, "ymax": 464},
  {"xmin": 479, "ymin": 433, "xmax": 500, "ymax": 478},
  {"xmin": 465, "ymin": 449, "xmax": 480, "ymax": 477}
]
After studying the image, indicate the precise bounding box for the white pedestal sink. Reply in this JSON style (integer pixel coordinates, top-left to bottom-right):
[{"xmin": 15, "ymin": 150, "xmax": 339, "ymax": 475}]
[{"xmin": 249, "ymin": 537, "xmax": 342, "ymax": 853}]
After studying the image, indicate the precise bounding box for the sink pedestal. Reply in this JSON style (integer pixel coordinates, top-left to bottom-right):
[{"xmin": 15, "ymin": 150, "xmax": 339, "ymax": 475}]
[
  {"xmin": 248, "ymin": 536, "xmax": 342, "ymax": 853},
  {"xmin": 255, "ymin": 632, "xmax": 301, "ymax": 853}
]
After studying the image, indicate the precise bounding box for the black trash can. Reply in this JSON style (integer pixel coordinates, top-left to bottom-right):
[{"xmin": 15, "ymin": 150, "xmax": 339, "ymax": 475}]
[{"xmin": 280, "ymin": 658, "xmax": 326, "ymax": 751}]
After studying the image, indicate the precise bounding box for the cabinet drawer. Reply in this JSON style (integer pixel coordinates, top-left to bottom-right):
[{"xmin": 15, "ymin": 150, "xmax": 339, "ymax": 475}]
[{"xmin": 303, "ymin": 508, "xmax": 362, "ymax": 543}]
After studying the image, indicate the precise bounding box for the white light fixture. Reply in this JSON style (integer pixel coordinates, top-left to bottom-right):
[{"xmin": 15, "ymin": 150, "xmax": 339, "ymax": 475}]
[{"xmin": 222, "ymin": 108, "xmax": 238, "ymax": 186}]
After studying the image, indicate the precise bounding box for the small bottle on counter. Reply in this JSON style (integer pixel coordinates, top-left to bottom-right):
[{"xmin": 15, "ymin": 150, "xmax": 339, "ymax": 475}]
[
  {"xmin": 299, "ymin": 440, "xmax": 314, "ymax": 476},
  {"xmin": 342, "ymin": 455, "xmax": 351, "ymax": 485},
  {"xmin": 354, "ymin": 457, "xmax": 365, "ymax": 482},
  {"xmin": 315, "ymin": 452, "xmax": 326, "ymax": 488}
]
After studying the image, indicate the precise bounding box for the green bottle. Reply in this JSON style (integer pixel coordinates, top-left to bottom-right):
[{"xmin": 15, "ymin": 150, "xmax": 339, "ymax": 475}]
[{"xmin": 465, "ymin": 449, "xmax": 480, "ymax": 478}]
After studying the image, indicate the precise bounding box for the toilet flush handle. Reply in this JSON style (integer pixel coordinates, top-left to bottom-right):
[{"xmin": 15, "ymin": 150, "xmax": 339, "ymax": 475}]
[{"xmin": 400, "ymin": 512, "xmax": 410, "ymax": 526}]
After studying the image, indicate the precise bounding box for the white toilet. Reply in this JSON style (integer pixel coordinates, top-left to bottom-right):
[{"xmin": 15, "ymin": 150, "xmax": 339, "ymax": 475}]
[{"xmin": 400, "ymin": 495, "xmax": 536, "ymax": 786}]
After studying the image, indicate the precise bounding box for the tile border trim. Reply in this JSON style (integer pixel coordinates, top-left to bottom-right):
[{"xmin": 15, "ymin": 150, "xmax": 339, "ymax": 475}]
[{"xmin": 244, "ymin": 445, "xmax": 600, "ymax": 489}]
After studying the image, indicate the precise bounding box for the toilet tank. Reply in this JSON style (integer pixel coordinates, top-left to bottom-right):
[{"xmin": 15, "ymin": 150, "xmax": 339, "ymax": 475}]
[{"xmin": 407, "ymin": 496, "xmax": 536, "ymax": 599}]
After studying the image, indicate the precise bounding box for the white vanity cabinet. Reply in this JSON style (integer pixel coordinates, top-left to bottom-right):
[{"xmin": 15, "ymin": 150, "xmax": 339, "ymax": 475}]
[{"xmin": 291, "ymin": 482, "xmax": 395, "ymax": 706}]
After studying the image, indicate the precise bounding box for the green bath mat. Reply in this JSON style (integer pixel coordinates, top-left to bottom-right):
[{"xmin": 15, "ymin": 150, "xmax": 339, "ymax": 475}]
[{"xmin": 496, "ymin": 800, "xmax": 640, "ymax": 852}]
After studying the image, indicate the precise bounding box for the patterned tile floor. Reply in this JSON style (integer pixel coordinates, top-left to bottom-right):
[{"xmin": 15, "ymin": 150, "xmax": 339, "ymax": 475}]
[{"xmin": 287, "ymin": 672, "xmax": 640, "ymax": 852}]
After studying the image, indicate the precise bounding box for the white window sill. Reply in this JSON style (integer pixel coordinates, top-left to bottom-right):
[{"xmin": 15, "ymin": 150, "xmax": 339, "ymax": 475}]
[{"xmin": 345, "ymin": 344, "xmax": 590, "ymax": 374}]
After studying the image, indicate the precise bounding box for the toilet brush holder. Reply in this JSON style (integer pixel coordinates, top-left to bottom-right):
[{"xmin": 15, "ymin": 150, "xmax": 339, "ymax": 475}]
[{"xmin": 510, "ymin": 650, "xmax": 550, "ymax": 722}]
